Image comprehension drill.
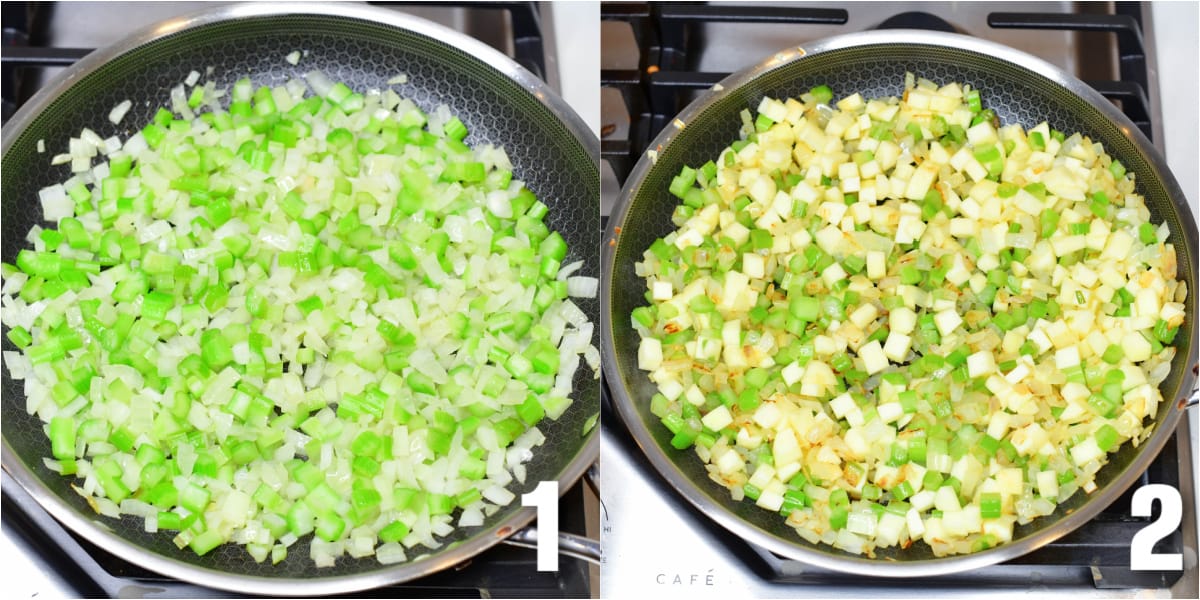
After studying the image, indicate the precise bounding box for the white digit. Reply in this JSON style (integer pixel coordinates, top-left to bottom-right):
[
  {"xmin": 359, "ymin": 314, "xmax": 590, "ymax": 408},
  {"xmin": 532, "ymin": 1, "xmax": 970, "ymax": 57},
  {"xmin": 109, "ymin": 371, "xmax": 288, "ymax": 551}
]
[
  {"xmin": 522, "ymin": 480, "xmax": 560, "ymax": 571},
  {"xmin": 1129, "ymin": 484, "xmax": 1183, "ymax": 571}
]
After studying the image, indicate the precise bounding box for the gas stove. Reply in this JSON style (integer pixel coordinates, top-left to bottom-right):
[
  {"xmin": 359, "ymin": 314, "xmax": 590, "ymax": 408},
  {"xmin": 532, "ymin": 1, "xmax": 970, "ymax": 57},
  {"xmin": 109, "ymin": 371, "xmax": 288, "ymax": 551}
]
[
  {"xmin": 599, "ymin": 2, "xmax": 1197, "ymax": 597},
  {"xmin": 0, "ymin": 2, "xmax": 599, "ymax": 598}
]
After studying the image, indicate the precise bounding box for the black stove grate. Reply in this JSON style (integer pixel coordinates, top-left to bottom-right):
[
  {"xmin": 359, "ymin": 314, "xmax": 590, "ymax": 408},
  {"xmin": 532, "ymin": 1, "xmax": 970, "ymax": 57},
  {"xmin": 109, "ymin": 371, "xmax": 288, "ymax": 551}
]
[
  {"xmin": 599, "ymin": 3, "xmax": 850, "ymax": 183},
  {"xmin": 601, "ymin": 1, "xmax": 1155, "ymax": 184},
  {"xmin": 367, "ymin": 1, "xmax": 549, "ymax": 81},
  {"xmin": 0, "ymin": 2, "xmax": 592, "ymax": 597},
  {"xmin": 0, "ymin": 1, "xmax": 548, "ymax": 123}
]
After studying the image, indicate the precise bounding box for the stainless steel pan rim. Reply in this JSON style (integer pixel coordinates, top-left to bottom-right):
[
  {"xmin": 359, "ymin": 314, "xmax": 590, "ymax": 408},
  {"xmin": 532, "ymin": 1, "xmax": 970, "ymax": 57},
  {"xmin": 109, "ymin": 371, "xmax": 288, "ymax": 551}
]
[
  {"xmin": 1, "ymin": 2, "xmax": 599, "ymax": 596},
  {"xmin": 601, "ymin": 28, "xmax": 1197, "ymax": 578}
]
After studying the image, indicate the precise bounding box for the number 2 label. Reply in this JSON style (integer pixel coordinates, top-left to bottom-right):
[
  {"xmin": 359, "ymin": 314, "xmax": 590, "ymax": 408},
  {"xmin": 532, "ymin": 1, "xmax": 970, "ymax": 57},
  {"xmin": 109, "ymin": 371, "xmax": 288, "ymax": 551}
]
[
  {"xmin": 522, "ymin": 480, "xmax": 560, "ymax": 571},
  {"xmin": 1129, "ymin": 484, "xmax": 1183, "ymax": 571}
]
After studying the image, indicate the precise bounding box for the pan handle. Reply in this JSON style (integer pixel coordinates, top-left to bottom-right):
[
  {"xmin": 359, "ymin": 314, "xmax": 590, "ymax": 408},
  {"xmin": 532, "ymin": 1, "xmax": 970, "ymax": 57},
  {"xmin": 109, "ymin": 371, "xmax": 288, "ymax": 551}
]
[
  {"xmin": 584, "ymin": 463, "xmax": 600, "ymax": 496},
  {"xmin": 500, "ymin": 462, "xmax": 603, "ymax": 563},
  {"xmin": 1187, "ymin": 386, "xmax": 1199, "ymax": 409},
  {"xmin": 502, "ymin": 527, "xmax": 601, "ymax": 564}
]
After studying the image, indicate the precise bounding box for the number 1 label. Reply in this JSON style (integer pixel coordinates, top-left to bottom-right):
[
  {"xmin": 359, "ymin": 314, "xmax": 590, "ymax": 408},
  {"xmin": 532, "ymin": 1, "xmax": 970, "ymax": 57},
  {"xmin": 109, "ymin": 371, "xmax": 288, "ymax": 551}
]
[
  {"xmin": 1130, "ymin": 484, "xmax": 1183, "ymax": 571},
  {"xmin": 522, "ymin": 480, "xmax": 560, "ymax": 571}
]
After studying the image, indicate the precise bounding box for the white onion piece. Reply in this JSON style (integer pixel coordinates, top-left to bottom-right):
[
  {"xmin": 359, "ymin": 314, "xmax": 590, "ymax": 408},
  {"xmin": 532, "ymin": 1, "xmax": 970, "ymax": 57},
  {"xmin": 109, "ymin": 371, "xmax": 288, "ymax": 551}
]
[
  {"xmin": 557, "ymin": 260, "xmax": 584, "ymax": 281},
  {"xmin": 566, "ymin": 276, "xmax": 598, "ymax": 298},
  {"xmin": 304, "ymin": 70, "xmax": 333, "ymax": 97},
  {"xmin": 38, "ymin": 184, "xmax": 72, "ymax": 221}
]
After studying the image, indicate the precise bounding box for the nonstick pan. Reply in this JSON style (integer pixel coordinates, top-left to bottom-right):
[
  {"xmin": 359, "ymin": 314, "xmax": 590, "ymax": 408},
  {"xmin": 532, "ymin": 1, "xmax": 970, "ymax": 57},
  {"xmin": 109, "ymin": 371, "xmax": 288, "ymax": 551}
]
[
  {"xmin": 1, "ymin": 3, "xmax": 599, "ymax": 595},
  {"xmin": 602, "ymin": 29, "xmax": 1198, "ymax": 578}
]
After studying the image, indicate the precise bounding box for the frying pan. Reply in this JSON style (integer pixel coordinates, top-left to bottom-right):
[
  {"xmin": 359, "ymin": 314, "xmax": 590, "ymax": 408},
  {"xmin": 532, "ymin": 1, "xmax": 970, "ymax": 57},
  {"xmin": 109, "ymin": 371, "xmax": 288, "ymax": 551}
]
[
  {"xmin": 0, "ymin": 3, "xmax": 599, "ymax": 595},
  {"xmin": 602, "ymin": 29, "xmax": 1198, "ymax": 577}
]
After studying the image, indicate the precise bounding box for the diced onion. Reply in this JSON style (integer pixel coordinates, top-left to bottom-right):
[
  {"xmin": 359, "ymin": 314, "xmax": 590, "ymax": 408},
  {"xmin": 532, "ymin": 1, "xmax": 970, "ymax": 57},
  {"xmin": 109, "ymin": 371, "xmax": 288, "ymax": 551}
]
[
  {"xmin": 304, "ymin": 70, "xmax": 333, "ymax": 98},
  {"xmin": 557, "ymin": 260, "xmax": 584, "ymax": 281},
  {"xmin": 631, "ymin": 73, "xmax": 1185, "ymax": 559},
  {"xmin": 566, "ymin": 276, "xmax": 598, "ymax": 298},
  {"xmin": 2, "ymin": 52, "xmax": 594, "ymax": 568},
  {"xmin": 38, "ymin": 184, "xmax": 72, "ymax": 221}
]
